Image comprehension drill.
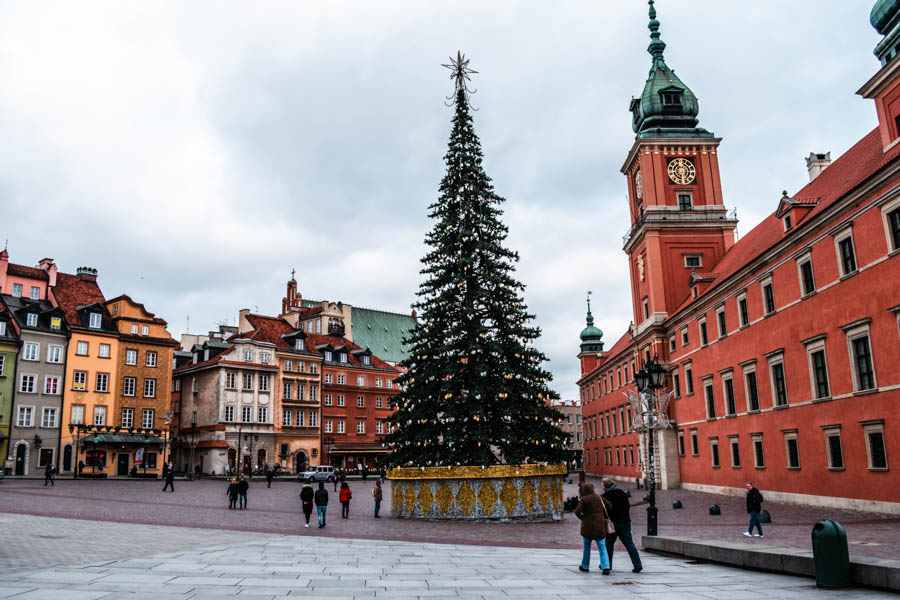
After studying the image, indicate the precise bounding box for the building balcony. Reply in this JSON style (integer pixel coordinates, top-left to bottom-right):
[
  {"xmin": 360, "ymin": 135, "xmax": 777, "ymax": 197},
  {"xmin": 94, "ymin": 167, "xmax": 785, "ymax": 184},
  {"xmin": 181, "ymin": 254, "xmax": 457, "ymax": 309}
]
[{"xmin": 623, "ymin": 206, "xmax": 738, "ymax": 247}]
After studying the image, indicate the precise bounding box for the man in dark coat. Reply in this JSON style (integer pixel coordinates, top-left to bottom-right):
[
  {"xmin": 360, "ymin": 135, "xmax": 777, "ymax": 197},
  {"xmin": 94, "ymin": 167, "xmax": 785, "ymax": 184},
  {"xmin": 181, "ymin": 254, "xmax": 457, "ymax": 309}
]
[
  {"xmin": 300, "ymin": 482, "xmax": 315, "ymax": 527},
  {"xmin": 744, "ymin": 482, "xmax": 764, "ymax": 537},
  {"xmin": 162, "ymin": 464, "xmax": 175, "ymax": 492},
  {"xmin": 602, "ymin": 478, "xmax": 644, "ymax": 573},
  {"xmin": 373, "ymin": 480, "xmax": 383, "ymax": 518},
  {"xmin": 265, "ymin": 465, "xmax": 274, "ymax": 488},
  {"xmin": 314, "ymin": 482, "xmax": 329, "ymax": 528},
  {"xmin": 237, "ymin": 476, "xmax": 249, "ymax": 509},
  {"xmin": 44, "ymin": 463, "xmax": 54, "ymax": 487},
  {"xmin": 574, "ymin": 482, "xmax": 613, "ymax": 574}
]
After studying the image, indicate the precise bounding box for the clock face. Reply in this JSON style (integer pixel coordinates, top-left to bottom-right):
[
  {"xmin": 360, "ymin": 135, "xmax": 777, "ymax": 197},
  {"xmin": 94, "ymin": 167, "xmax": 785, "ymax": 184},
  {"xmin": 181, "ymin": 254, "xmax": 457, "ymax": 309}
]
[
  {"xmin": 667, "ymin": 157, "xmax": 696, "ymax": 185},
  {"xmin": 634, "ymin": 170, "xmax": 643, "ymax": 198}
]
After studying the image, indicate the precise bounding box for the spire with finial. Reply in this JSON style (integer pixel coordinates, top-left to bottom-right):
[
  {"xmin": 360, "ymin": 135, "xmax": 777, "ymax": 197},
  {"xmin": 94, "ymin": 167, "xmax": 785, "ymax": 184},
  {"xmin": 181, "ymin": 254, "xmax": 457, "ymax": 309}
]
[
  {"xmin": 579, "ymin": 290, "xmax": 603, "ymax": 353},
  {"xmin": 585, "ymin": 291, "xmax": 595, "ymax": 327},
  {"xmin": 647, "ymin": 0, "xmax": 667, "ymax": 66}
]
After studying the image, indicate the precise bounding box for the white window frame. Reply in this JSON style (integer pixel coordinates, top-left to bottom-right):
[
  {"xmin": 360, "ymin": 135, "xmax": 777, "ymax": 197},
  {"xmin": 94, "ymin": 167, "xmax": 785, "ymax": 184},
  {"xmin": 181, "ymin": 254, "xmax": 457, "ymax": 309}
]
[
  {"xmin": 861, "ymin": 420, "xmax": 888, "ymax": 471},
  {"xmin": 337, "ymin": 374, "xmax": 346, "ymax": 385},
  {"xmin": 796, "ymin": 251, "xmax": 816, "ymax": 297},
  {"xmin": 130, "ymin": 324, "xmax": 138, "ymax": 334},
  {"xmin": 146, "ymin": 351, "xmax": 157, "ymax": 367},
  {"xmin": 258, "ymin": 406, "xmax": 267, "ymax": 424},
  {"xmin": 260, "ymin": 352, "xmax": 270, "ymax": 364},
  {"xmin": 20, "ymin": 373, "xmax": 36, "ymax": 393},
  {"xmin": 751, "ymin": 433, "xmax": 765, "ymax": 468},
  {"xmin": 44, "ymin": 375, "xmax": 60, "ymax": 395},
  {"xmin": 337, "ymin": 420, "xmax": 345, "ymax": 434},
  {"xmin": 356, "ymin": 376, "xmax": 365, "ymax": 386},
  {"xmin": 783, "ymin": 430, "xmax": 800, "ymax": 469},
  {"xmin": 297, "ymin": 410, "xmax": 305, "ymax": 427},
  {"xmin": 325, "ymin": 420, "xmax": 333, "ymax": 433},
  {"xmin": 376, "ymin": 396, "xmax": 383, "ymax": 409},
  {"xmin": 224, "ymin": 405, "xmax": 235, "ymax": 422},
  {"xmin": 17, "ymin": 405, "xmax": 34, "ymax": 427},
  {"xmin": 243, "ymin": 373, "xmax": 253, "ymax": 391},
  {"xmin": 325, "ymin": 394, "xmax": 332, "ymax": 406},
  {"xmin": 377, "ymin": 421, "xmax": 384, "ymax": 435},
  {"xmin": 715, "ymin": 305, "xmax": 727, "ymax": 338},
  {"xmin": 244, "ymin": 350, "xmax": 253, "ymax": 362},
  {"xmin": 23, "ymin": 342, "xmax": 39, "ymax": 361},
  {"xmin": 283, "ymin": 410, "xmax": 291, "ymax": 427},
  {"xmin": 803, "ymin": 335, "xmax": 830, "ymax": 400},
  {"xmin": 72, "ymin": 371, "xmax": 87, "ymax": 391},
  {"xmin": 325, "ymin": 373, "xmax": 333, "ymax": 384},
  {"xmin": 702, "ymin": 376, "xmax": 715, "ymax": 419},
  {"xmin": 339, "ymin": 353, "xmax": 348, "ymax": 364},
  {"xmin": 881, "ymin": 196, "xmax": 900, "ymax": 253},
  {"xmin": 767, "ymin": 353, "xmax": 788, "ymax": 407},
  {"xmin": 93, "ymin": 405, "xmax": 107, "ymax": 426},
  {"xmin": 76, "ymin": 341, "xmax": 88, "ymax": 356},
  {"xmin": 295, "ymin": 338, "xmax": 305, "ymax": 351},
  {"xmin": 721, "ymin": 370, "xmax": 736, "ymax": 416},
  {"xmin": 742, "ymin": 362, "xmax": 759, "ymax": 412},
  {"xmin": 357, "ymin": 421, "xmax": 365, "ymax": 434},
  {"xmin": 89, "ymin": 312, "xmax": 102, "ymax": 329},
  {"xmin": 142, "ymin": 408, "xmax": 154, "ymax": 429},
  {"xmin": 760, "ymin": 275, "xmax": 775, "ymax": 315},
  {"xmin": 683, "ymin": 254, "xmax": 702, "ymax": 268},
  {"xmin": 71, "ymin": 404, "xmax": 84, "ymax": 425},
  {"xmin": 698, "ymin": 316, "xmax": 708, "ymax": 346},
  {"xmin": 12, "ymin": 283, "xmax": 22, "ymax": 297},
  {"xmin": 123, "ymin": 376, "xmax": 136, "ymax": 397},
  {"xmin": 242, "ymin": 406, "xmax": 252, "ymax": 423},
  {"xmin": 226, "ymin": 372, "xmax": 236, "ymax": 389},
  {"xmin": 125, "ymin": 349, "xmax": 137, "ymax": 365},
  {"xmin": 99, "ymin": 343, "xmax": 110, "ymax": 358},
  {"xmin": 386, "ymin": 378, "xmax": 392, "ymax": 389},
  {"xmin": 729, "ymin": 435, "xmax": 741, "ymax": 468},
  {"xmin": 681, "ymin": 326, "xmax": 689, "ymax": 347},
  {"xmin": 324, "ymin": 351, "xmax": 333, "ymax": 362},
  {"xmin": 337, "ymin": 394, "xmax": 345, "ymax": 407},
  {"xmin": 141, "ymin": 325, "xmax": 149, "ymax": 336},
  {"xmin": 259, "ymin": 374, "xmax": 269, "ymax": 393},
  {"xmin": 357, "ymin": 395, "xmax": 365, "ymax": 408},
  {"xmin": 822, "ymin": 425, "xmax": 844, "ymax": 471},
  {"xmin": 677, "ymin": 191, "xmax": 693, "ymax": 211},
  {"xmin": 26, "ymin": 313, "xmax": 38, "ymax": 327},
  {"xmin": 143, "ymin": 378, "xmax": 156, "ymax": 398},
  {"xmin": 122, "ymin": 407, "xmax": 134, "ymax": 428},
  {"xmin": 47, "ymin": 345, "xmax": 63, "ymax": 364},
  {"xmin": 284, "ymin": 360, "xmax": 293, "ymax": 372},
  {"xmin": 709, "ymin": 437, "xmax": 720, "ymax": 468},
  {"xmin": 843, "ymin": 321, "xmax": 877, "ymax": 392},
  {"xmin": 833, "ymin": 226, "xmax": 858, "ymax": 277}
]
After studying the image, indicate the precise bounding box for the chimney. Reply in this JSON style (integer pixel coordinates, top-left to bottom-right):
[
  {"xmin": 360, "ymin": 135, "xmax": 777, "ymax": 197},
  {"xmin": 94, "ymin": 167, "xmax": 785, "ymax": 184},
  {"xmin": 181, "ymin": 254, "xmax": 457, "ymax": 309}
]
[
  {"xmin": 38, "ymin": 258, "xmax": 57, "ymax": 287},
  {"xmin": 806, "ymin": 152, "xmax": 831, "ymax": 182},
  {"xmin": 76, "ymin": 266, "xmax": 98, "ymax": 282},
  {"xmin": 238, "ymin": 308, "xmax": 252, "ymax": 333}
]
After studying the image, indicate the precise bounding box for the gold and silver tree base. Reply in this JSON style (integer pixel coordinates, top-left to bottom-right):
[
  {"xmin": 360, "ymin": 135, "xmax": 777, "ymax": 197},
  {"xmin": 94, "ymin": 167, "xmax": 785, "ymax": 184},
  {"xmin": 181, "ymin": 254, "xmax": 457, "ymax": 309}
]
[{"xmin": 389, "ymin": 464, "xmax": 566, "ymax": 522}]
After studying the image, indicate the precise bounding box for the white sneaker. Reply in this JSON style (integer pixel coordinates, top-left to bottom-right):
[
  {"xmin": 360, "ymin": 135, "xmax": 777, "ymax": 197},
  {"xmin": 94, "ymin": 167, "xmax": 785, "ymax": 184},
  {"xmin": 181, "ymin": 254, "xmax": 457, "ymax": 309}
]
[
  {"xmin": 743, "ymin": 531, "xmax": 752, "ymax": 537},
  {"xmin": 754, "ymin": 534, "xmax": 763, "ymax": 537},
  {"xmin": 305, "ymin": 524, "xmax": 309, "ymax": 528}
]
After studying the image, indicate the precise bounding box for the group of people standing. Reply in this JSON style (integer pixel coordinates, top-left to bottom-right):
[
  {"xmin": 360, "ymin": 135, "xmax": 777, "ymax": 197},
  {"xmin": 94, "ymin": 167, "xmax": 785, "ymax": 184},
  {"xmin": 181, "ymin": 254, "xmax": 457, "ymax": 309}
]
[
  {"xmin": 226, "ymin": 476, "xmax": 250, "ymax": 509},
  {"xmin": 298, "ymin": 479, "xmax": 384, "ymax": 527}
]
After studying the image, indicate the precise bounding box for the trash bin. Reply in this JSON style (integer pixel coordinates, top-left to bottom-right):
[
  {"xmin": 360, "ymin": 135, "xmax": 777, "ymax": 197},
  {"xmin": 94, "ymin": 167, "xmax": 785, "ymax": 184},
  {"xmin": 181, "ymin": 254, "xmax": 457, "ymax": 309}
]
[{"xmin": 811, "ymin": 519, "xmax": 850, "ymax": 588}]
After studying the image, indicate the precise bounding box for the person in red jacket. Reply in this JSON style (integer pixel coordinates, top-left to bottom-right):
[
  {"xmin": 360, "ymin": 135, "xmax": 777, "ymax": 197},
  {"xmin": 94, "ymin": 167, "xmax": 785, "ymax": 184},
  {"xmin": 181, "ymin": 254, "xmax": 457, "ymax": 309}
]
[{"xmin": 339, "ymin": 481, "xmax": 352, "ymax": 518}]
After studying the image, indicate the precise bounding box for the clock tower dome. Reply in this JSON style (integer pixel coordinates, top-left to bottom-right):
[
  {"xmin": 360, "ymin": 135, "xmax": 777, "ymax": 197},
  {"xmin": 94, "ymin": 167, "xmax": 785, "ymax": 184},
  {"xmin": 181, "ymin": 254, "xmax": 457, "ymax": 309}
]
[{"xmin": 622, "ymin": 0, "xmax": 738, "ymax": 356}]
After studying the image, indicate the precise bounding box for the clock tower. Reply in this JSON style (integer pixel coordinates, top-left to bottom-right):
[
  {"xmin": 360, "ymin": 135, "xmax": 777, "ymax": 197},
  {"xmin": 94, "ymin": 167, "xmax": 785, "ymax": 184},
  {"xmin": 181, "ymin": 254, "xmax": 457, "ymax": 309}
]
[{"xmin": 622, "ymin": 0, "xmax": 738, "ymax": 355}]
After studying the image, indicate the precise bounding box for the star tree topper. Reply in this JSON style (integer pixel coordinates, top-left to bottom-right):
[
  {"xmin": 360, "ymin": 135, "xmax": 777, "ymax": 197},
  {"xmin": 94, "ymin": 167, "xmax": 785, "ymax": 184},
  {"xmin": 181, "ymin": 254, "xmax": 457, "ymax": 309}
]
[{"xmin": 442, "ymin": 50, "xmax": 478, "ymax": 106}]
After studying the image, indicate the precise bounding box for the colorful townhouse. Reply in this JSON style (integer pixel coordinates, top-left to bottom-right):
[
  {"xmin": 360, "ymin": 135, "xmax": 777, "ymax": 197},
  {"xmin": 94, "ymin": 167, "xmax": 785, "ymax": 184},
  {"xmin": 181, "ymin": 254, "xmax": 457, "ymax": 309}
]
[
  {"xmin": 102, "ymin": 295, "xmax": 178, "ymax": 476},
  {"xmin": 0, "ymin": 305, "xmax": 18, "ymax": 466},
  {"xmin": 579, "ymin": 2, "xmax": 900, "ymax": 513},
  {"xmin": 2, "ymin": 294, "xmax": 68, "ymax": 475}
]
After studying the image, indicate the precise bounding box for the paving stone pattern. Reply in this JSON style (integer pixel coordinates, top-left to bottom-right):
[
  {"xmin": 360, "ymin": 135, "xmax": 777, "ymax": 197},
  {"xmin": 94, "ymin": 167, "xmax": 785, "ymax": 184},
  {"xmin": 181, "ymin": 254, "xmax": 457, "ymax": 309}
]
[
  {"xmin": 0, "ymin": 477, "xmax": 896, "ymax": 560},
  {"xmin": 0, "ymin": 517, "xmax": 893, "ymax": 599}
]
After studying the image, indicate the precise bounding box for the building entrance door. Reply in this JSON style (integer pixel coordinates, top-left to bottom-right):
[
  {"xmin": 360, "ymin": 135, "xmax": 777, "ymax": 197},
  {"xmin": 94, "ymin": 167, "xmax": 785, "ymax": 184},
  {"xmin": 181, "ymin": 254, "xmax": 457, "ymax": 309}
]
[
  {"xmin": 14, "ymin": 444, "xmax": 26, "ymax": 475},
  {"xmin": 117, "ymin": 453, "xmax": 130, "ymax": 477}
]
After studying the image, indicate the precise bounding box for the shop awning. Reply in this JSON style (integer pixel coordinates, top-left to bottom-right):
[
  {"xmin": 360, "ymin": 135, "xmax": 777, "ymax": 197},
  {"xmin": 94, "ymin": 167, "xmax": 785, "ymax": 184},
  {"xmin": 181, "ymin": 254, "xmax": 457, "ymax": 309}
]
[{"xmin": 82, "ymin": 433, "xmax": 164, "ymax": 445}]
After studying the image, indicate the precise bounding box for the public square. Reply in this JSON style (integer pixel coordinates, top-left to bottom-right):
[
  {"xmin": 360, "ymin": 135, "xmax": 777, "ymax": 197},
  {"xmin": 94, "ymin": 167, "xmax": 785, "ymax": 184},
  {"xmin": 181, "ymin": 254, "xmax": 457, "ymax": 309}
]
[{"xmin": 0, "ymin": 477, "xmax": 897, "ymax": 597}]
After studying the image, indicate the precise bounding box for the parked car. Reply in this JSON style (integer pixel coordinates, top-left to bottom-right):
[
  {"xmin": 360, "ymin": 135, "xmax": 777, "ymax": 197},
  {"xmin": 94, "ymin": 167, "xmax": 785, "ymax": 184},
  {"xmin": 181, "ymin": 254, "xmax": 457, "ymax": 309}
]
[{"xmin": 298, "ymin": 465, "xmax": 334, "ymax": 483}]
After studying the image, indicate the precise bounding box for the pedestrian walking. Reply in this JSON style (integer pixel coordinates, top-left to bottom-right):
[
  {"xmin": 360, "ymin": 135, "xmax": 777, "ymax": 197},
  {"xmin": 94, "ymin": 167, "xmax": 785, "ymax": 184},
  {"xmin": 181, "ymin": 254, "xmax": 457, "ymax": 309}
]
[
  {"xmin": 226, "ymin": 478, "xmax": 239, "ymax": 509},
  {"xmin": 265, "ymin": 465, "xmax": 274, "ymax": 488},
  {"xmin": 339, "ymin": 481, "xmax": 352, "ymax": 518},
  {"xmin": 574, "ymin": 482, "xmax": 613, "ymax": 574},
  {"xmin": 601, "ymin": 478, "xmax": 644, "ymax": 573},
  {"xmin": 333, "ymin": 469, "xmax": 340, "ymax": 492},
  {"xmin": 361, "ymin": 465, "xmax": 368, "ymax": 482},
  {"xmin": 300, "ymin": 482, "xmax": 315, "ymax": 527},
  {"xmin": 238, "ymin": 475, "xmax": 249, "ymax": 509},
  {"xmin": 314, "ymin": 481, "xmax": 328, "ymax": 528},
  {"xmin": 162, "ymin": 465, "xmax": 175, "ymax": 492},
  {"xmin": 44, "ymin": 463, "xmax": 54, "ymax": 487},
  {"xmin": 744, "ymin": 482, "xmax": 765, "ymax": 538},
  {"xmin": 373, "ymin": 479, "xmax": 383, "ymax": 518},
  {"xmin": 380, "ymin": 468, "xmax": 386, "ymax": 484}
]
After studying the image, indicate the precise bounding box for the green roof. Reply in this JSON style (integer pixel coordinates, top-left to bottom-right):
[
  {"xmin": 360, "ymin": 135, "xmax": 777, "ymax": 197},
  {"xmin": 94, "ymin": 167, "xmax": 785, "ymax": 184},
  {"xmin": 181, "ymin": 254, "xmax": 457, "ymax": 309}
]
[{"xmin": 351, "ymin": 306, "xmax": 416, "ymax": 364}]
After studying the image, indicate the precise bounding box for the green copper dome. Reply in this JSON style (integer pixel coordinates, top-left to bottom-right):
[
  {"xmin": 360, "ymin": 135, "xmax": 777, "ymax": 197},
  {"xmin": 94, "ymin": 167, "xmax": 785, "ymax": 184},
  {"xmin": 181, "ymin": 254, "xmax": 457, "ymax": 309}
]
[
  {"xmin": 871, "ymin": 0, "xmax": 900, "ymax": 65},
  {"xmin": 580, "ymin": 298, "xmax": 604, "ymax": 353},
  {"xmin": 630, "ymin": 0, "xmax": 714, "ymax": 139}
]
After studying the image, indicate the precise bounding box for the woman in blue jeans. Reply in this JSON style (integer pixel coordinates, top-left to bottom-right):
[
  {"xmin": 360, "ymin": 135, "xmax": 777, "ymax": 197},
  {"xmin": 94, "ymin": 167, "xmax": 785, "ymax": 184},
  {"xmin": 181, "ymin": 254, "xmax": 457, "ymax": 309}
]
[{"xmin": 574, "ymin": 483, "xmax": 613, "ymax": 574}]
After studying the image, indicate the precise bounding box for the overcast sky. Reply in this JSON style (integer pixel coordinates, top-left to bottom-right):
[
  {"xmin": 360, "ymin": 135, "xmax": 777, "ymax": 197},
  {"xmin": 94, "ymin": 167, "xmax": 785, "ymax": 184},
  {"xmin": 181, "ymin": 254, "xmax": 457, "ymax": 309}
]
[{"xmin": 0, "ymin": 1, "xmax": 883, "ymax": 401}]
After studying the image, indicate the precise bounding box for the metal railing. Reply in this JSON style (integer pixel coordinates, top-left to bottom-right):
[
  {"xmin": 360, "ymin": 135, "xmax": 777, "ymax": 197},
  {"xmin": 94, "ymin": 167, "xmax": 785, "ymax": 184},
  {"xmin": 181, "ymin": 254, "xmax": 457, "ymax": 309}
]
[{"xmin": 623, "ymin": 207, "xmax": 738, "ymax": 246}]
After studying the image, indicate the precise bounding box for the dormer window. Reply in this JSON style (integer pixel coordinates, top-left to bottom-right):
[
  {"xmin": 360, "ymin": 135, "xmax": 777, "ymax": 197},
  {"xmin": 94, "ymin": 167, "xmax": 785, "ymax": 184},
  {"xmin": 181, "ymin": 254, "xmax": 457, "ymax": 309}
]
[
  {"xmin": 784, "ymin": 215, "xmax": 793, "ymax": 231},
  {"xmin": 26, "ymin": 313, "xmax": 38, "ymax": 327},
  {"xmin": 295, "ymin": 338, "xmax": 305, "ymax": 351},
  {"xmin": 661, "ymin": 90, "xmax": 683, "ymax": 106},
  {"xmin": 89, "ymin": 312, "xmax": 102, "ymax": 329},
  {"xmin": 324, "ymin": 351, "xmax": 333, "ymax": 362},
  {"xmin": 361, "ymin": 355, "xmax": 371, "ymax": 366},
  {"xmin": 684, "ymin": 255, "xmax": 702, "ymax": 268},
  {"xmin": 0, "ymin": 322, "xmax": 6, "ymax": 336},
  {"xmin": 50, "ymin": 317, "xmax": 61, "ymax": 331},
  {"xmin": 339, "ymin": 353, "xmax": 348, "ymax": 363}
]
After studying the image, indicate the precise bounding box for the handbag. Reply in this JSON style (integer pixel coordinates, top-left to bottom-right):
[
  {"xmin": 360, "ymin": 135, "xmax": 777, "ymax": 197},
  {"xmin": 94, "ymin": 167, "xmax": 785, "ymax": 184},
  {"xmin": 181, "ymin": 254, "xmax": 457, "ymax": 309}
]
[{"xmin": 601, "ymin": 498, "xmax": 615, "ymax": 535}]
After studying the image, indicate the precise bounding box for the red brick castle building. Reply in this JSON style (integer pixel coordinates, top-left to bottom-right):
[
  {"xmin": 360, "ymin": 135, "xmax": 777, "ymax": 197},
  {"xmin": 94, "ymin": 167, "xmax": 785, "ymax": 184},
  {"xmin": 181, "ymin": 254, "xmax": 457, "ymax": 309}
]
[{"xmin": 579, "ymin": 1, "xmax": 900, "ymax": 513}]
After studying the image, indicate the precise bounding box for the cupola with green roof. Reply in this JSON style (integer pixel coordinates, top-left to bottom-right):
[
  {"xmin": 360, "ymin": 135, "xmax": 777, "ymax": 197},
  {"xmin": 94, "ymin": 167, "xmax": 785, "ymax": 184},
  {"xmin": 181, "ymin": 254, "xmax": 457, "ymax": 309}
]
[
  {"xmin": 579, "ymin": 296, "xmax": 604, "ymax": 354},
  {"xmin": 630, "ymin": 0, "xmax": 713, "ymax": 139},
  {"xmin": 872, "ymin": 0, "xmax": 900, "ymax": 65}
]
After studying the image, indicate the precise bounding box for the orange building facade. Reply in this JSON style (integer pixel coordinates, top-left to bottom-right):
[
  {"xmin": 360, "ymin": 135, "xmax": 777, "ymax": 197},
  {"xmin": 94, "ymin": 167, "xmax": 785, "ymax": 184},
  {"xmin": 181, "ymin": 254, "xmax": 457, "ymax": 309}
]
[{"xmin": 579, "ymin": 3, "xmax": 900, "ymax": 512}]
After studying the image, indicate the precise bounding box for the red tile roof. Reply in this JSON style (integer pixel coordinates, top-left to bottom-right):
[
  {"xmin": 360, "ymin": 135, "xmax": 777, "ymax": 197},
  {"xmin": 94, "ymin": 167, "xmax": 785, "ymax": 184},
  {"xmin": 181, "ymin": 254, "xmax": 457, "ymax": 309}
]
[
  {"xmin": 52, "ymin": 272, "xmax": 107, "ymax": 326},
  {"xmin": 7, "ymin": 263, "xmax": 49, "ymax": 281},
  {"xmin": 242, "ymin": 313, "xmax": 398, "ymax": 372},
  {"xmin": 674, "ymin": 127, "xmax": 900, "ymax": 316}
]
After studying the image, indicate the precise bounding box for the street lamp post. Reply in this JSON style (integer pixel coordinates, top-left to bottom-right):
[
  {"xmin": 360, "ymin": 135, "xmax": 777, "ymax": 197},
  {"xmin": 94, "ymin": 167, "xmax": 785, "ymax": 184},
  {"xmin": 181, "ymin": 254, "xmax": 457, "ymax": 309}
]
[
  {"xmin": 244, "ymin": 433, "xmax": 258, "ymax": 479},
  {"xmin": 633, "ymin": 357, "xmax": 667, "ymax": 537},
  {"xmin": 188, "ymin": 412, "xmax": 198, "ymax": 480}
]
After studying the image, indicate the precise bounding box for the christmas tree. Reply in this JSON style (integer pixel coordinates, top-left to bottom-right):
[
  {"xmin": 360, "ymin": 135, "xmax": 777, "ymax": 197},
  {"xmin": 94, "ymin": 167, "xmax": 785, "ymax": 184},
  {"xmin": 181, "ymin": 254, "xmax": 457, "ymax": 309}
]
[{"xmin": 384, "ymin": 53, "xmax": 568, "ymax": 468}]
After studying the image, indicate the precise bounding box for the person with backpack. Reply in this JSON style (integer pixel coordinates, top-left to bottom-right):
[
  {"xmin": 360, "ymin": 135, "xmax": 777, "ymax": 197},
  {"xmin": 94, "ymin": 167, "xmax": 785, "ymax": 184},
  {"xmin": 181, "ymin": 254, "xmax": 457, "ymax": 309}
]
[
  {"xmin": 226, "ymin": 478, "xmax": 239, "ymax": 509},
  {"xmin": 300, "ymin": 482, "xmax": 315, "ymax": 527},
  {"xmin": 744, "ymin": 482, "xmax": 764, "ymax": 537},
  {"xmin": 162, "ymin": 464, "xmax": 175, "ymax": 492},
  {"xmin": 314, "ymin": 482, "xmax": 329, "ymax": 528},
  {"xmin": 339, "ymin": 481, "xmax": 352, "ymax": 518}
]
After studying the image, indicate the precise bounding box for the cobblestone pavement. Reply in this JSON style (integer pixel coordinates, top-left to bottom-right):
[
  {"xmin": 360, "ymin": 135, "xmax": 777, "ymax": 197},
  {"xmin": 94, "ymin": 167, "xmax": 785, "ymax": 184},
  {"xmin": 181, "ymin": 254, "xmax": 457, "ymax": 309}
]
[
  {"xmin": 0, "ymin": 516, "xmax": 892, "ymax": 599},
  {"xmin": 0, "ymin": 477, "xmax": 897, "ymax": 561}
]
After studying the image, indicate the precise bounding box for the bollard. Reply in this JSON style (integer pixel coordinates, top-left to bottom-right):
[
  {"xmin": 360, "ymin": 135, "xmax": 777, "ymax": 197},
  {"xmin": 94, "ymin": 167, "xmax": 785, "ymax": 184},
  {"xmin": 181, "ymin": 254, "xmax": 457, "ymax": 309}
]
[
  {"xmin": 761, "ymin": 509, "xmax": 771, "ymax": 524},
  {"xmin": 812, "ymin": 519, "xmax": 850, "ymax": 588},
  {"xmin": 709, "ymin": 504, "xmax": 721, "ymax": 516},
  {"xmin": 672, "ymin": 500, "xmax": 683, "ymax": 509}
]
